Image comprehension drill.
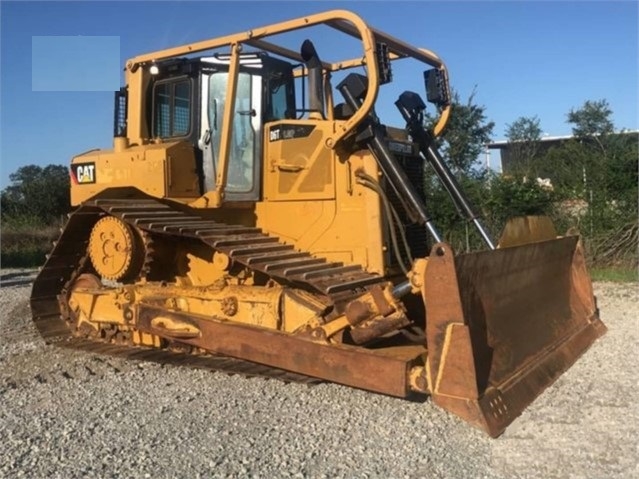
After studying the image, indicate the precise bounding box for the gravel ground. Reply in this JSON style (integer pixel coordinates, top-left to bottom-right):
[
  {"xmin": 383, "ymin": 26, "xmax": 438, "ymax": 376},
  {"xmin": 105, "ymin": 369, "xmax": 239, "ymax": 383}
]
[{"xmin": 0, "ymin": 268, "xmax": 637, "ymax": 478}]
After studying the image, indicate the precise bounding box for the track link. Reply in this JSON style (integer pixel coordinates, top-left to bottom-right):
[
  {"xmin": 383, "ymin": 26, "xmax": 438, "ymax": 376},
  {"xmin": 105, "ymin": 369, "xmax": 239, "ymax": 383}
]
[
  {"xmin": 99, "ymin": 198, "xmax": 384, "ymax": 296},
  {"xmin": 30, "ymin": 198, "xmax": 386, "ymax": 383}
]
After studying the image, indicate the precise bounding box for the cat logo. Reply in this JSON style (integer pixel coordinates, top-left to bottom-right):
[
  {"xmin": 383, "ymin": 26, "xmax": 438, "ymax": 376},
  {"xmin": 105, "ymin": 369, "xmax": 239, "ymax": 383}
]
[{"xmin": 71, "ymin": 163, "xmax": 96, "ymax": 184}]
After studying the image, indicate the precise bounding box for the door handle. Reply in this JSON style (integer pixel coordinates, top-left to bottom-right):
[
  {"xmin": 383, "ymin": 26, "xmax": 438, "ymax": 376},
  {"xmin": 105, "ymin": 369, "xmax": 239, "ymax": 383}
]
[
  {"xmin": 275, "ymin": 163, "xmax": 304, "ymax": 172},
  {"xmin": 198, "ymin": 129, "xmax": 211, "ymax": 150}
]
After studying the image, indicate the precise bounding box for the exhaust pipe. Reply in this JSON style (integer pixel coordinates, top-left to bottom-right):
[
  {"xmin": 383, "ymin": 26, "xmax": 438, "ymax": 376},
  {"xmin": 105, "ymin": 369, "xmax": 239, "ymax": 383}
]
[{"xmin": 301, "ymin": 39, "xmax": 324, "ymax": 118}]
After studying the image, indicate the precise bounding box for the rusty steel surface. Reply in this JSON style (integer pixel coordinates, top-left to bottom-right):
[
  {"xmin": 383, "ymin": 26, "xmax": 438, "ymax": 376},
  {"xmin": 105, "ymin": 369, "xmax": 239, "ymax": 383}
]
[
  {"xmin": 423, "ymin": 239, "xmax": 606, "ymax": 437},
  {"xmin": 59, "ymin": 337, "xmax": 321, "ymax": 384},
  {"xmin": 349, "ymin": 312, "xmax": 411, "ymax": 345},
  {"xmin": 137, "ymin": 304, "xmax": 424, "ymax": 398}
]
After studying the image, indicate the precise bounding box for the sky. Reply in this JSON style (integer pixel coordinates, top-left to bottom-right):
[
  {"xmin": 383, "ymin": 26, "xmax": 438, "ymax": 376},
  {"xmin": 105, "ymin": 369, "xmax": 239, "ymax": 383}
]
[{"xmin": 1, "ymin": 1, "xmax": 638, "ymax": 187}]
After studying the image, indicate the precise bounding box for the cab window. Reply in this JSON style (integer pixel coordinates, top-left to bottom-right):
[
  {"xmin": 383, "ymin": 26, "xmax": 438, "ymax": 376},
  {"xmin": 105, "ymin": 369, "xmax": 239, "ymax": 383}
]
[
  {"xmin": 154, "ymin": 79, "xmax": 191, "ymax": 137},
  {"xmin": 266, "ymin": 70, "xmax": 294, "ymax": 121}
]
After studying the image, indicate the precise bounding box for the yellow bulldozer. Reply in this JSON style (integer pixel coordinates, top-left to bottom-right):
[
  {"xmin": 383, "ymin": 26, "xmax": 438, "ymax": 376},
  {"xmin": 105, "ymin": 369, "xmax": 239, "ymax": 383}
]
[{"xmin": 30, "ymin": 10, "xmax": 606, "ymax": 437}]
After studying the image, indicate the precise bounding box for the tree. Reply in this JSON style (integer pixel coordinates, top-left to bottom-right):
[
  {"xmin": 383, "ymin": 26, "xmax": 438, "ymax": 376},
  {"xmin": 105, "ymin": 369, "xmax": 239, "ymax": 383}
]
[
  {"xmin": 422, "ymin": 88, "xmax": 495, "ymax": 251},
  {"xmin": 565, "ymin": 99, "xmax": 620, "ymax": 222},
  {"xmin": 504, "ymin": 115, "xmax": 542, "ymax": 176},
  {"xmin": 568, "ymin": 99, "xmax": 614, "ymax": 138},
  {"xmin": 533, "ymin": 99, "xmax": 637, "ymax": 267},
  {"xmin": 431, "ymin": 88, "xmax": 495, "ymax": 174},
  {"xmin": 538, "ymin": 140, "xmax": 588, "ymax": 197},
  {"xmin": 1, "ymin": 164, "xmax": 70, "ymax": 225},
  {"xmin": 568, "ymin": 99, "xmax": 615, "ymax": 161}
]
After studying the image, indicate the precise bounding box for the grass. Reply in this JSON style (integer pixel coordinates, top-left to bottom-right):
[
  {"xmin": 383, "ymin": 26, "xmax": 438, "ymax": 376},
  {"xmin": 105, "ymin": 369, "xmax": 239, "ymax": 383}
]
[
  {"xmin": 590, "ymin": 266, "xmax": 638, "ymax": 283},
  {"xmin": 1, "ymin": 223, "xmax": 59, "ymax": 268}
]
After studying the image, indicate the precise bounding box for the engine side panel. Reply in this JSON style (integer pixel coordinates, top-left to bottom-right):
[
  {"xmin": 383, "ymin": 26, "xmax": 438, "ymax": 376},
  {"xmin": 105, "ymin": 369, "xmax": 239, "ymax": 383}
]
[
  {"xmin": 256, "ymin": 121, "xmax": 386, "ymax": 275},
  {"xmin": 70, "ymin": 140, "xmax": 199, "ymax": 206}
]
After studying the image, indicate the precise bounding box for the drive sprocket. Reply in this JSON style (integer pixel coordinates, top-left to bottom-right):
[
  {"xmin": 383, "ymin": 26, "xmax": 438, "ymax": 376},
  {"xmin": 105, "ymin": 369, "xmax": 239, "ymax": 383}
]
[{"xmin": 88, "ymin": 216, "xmax": 145, "ymax": 281}]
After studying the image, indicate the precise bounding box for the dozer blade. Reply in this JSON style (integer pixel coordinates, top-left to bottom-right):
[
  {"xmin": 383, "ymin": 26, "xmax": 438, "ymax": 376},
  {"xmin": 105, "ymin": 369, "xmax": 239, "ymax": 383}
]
[{"xmin": 422, "ymin": 236, "xmax": 606, "ymax": 437}]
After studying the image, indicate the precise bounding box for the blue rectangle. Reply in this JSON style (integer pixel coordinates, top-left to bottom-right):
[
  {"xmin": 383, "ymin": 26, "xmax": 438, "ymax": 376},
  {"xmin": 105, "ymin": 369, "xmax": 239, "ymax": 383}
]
[{"xmin": 32, "ymin": 36, "xmax": 120, "ymax": 91}]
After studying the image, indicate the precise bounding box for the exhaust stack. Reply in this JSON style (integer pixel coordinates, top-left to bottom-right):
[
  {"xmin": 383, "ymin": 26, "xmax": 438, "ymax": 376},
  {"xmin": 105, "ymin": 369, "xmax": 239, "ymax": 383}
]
[{"xmin": 301, "ymin": 39, "xmax": 324, "ymax": 118}]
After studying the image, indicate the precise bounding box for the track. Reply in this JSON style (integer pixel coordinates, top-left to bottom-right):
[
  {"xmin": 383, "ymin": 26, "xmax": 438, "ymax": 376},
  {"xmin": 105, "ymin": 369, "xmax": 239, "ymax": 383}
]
[{"xmin": 29, "ymin": 197, "xmax": 386, "ymax": 384}]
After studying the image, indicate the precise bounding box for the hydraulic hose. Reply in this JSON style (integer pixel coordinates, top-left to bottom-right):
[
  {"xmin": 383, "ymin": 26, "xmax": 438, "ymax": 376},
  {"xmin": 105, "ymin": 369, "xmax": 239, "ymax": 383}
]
[{"xmin": 356, "ymin": 174, "xmax": 412, "ymax": 275}]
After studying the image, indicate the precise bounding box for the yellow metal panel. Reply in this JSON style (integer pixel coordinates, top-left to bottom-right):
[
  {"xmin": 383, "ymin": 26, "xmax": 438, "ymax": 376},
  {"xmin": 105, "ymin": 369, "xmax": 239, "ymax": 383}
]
[
  {"xmin": 263, "ymin": 121, "xmax": 335, "ymax": 202},
  {"xmin": 70, "ymin": 141, "xmax": 198, "ymax": 205},
  {"xmin": 132, "ymin": 330, "xmax": 162, "ymax": 347},
  {"xmin": 255, "ymin": 146, "xmax": 385, "ymax": 274},
  {"xmin": 166, "ymin": 143, "xmax": 200, "ymax": 198},
  {"xmin": 139, "ymin": 283, "xmax": 283, "ymax": 330},
  {"xmin": 281, "ymin": 290, "xmax": 327, "ymax": 333}
]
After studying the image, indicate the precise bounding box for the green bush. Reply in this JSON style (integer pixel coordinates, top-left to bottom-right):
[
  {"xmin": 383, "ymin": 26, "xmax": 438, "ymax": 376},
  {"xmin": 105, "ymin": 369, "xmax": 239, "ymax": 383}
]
[
  {"xmin": 423, "ymin": 171, "xmax": 557, "ymax": 253},
  {"xmin": 482, "ymin": 174, "xmax": 555, "ymax": 228},
  {"xmin": 1, "ymin": 164, "xmax": 70, "ymax": 225},
  {"xmin": 1, "ymin": 220, "xmax": 59, "ymax": 268},
  {"xmin": 1, "ymin": 163, "xmax": 69, "ymax": 268}
]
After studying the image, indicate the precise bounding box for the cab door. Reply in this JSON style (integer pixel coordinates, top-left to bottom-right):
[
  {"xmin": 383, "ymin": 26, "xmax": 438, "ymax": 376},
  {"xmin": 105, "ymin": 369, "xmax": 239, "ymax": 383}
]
[{"xmin": 199, "ymin": 69, "xmax": 262, "ymax": 201}]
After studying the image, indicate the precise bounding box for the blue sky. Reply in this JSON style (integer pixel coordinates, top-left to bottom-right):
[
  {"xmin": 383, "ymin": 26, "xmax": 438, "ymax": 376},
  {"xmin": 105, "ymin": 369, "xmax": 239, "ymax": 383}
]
[{"xmin": 1, "ymin": 1, "xmax": 637, "ymax": 187}]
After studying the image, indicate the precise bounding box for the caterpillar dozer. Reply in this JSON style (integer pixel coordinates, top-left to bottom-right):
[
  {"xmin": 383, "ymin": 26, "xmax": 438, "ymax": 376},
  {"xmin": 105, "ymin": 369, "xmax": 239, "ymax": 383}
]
[{"xmin": 30, "ymin": 10, "xmax": 606, "ymax": 437}]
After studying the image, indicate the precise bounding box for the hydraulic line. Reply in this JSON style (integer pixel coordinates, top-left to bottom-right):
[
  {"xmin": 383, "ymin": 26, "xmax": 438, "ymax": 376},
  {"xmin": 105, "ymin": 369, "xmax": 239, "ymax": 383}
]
[{"xmin": 356, "ymin": 172, "xmax": 414, "ymax": 270}]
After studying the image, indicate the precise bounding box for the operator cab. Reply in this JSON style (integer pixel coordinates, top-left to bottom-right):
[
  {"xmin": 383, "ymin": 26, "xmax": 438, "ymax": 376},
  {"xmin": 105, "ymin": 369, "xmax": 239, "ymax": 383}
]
[{"xmin": 147, "ymin": 53, "xmax": 296, "ymax": 201}]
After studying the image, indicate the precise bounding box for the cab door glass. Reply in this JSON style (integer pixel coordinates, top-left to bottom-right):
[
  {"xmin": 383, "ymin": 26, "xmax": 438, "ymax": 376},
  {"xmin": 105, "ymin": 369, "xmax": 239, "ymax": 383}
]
[{"xmin": 208, "ymin": 72, "xmax": 254, "ymax": 193}]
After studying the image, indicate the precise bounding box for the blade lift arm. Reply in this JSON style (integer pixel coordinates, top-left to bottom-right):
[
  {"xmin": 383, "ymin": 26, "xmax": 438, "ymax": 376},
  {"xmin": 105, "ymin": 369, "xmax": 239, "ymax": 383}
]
[
  {"xmin": 336, "ymin": 74, "xmax": 494, "ymax": 302},
  {"xmin": 337, "ymin": 74, "xmax": 443, "ymax": 246},
  {"xmin": 395, "ymin": 91, "xmax": 495, "ymax": 251}
]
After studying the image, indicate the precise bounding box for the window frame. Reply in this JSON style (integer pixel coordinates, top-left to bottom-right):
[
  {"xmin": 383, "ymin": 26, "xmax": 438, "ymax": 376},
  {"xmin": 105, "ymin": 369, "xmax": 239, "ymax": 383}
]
[{"xmin": 151, "ymin": 75, "xmax": 194, "ymax": 139}]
